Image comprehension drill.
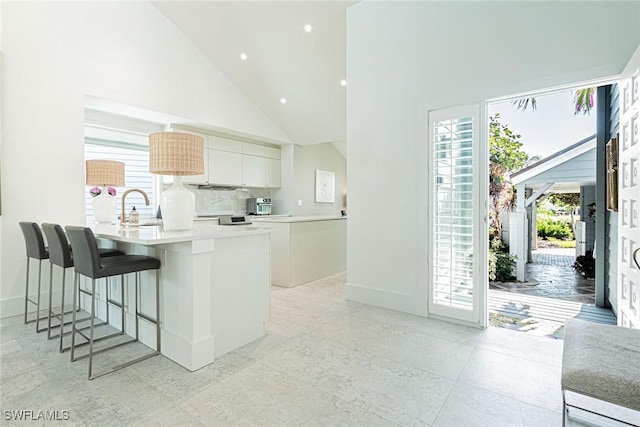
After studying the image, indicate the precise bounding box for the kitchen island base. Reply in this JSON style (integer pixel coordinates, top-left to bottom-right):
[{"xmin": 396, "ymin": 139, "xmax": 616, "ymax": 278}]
[{"xmin": 93, "ymin": 225, "xmax": 270, "ymax": 372}]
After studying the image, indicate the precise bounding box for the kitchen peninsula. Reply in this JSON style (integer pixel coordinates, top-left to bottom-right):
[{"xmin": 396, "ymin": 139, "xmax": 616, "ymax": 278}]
[
  {"xmin": 252, "ymin": 216, "xmax": 346, "ymax": 288},
  {"xmin": 92, "ymin": 223, "xmax": 271, "ymax": 371}
]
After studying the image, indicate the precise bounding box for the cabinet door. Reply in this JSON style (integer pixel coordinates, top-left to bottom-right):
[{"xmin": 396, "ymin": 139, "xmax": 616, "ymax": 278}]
[
  {"xmin": 172, "ymin": 129, "xmax": 208, "ymax": 184},
  {"xmin": 209, "ymin": 149, "xmax": 242, "ymax": 185},
  {"xmin": 182, "ymin": 149, "xmax": 209, "ymax": 184},
  {"xmin": 266, "ymin": 158, "xmax": 281, "ymax": 188},
  {"xmin": 265, "ymin": 146, "xmax": 281, "ymax": 159},
  {"xmin": 242, "ymin": 155, "xmax": 266, "ymax": 187},
  {"xmin": 243, "ymin": 142, "xmax": 267, "ymax": 157}
]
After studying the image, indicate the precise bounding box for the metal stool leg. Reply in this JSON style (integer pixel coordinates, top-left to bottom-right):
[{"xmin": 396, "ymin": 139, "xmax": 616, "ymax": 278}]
[
  {"xmin": 70, "ymin": 273, "xmax": 79, "ymax": 362},
  {"xmin": 36, "ymin": 259, "xmax": 44, "ymax": 333},
  {"xmin": 24, "ymin": 257, "xmax": 30, "ymax": 324},
  {"xmin": 59, "ymin": 267, "xmax": 66, "ymax": 352},
  {"xmin": 88, "ymin": 278, "xmax": 97, "ymax": 380},
  {"xmin": 47, "ymin": 263, "xmax": 54, "ymax": 339}
]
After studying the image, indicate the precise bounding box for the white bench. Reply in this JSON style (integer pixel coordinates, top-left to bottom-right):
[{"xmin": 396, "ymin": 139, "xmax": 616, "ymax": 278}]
[{"xmin": 562, "ymin": 318, "xmax": 640, "ymax": 426}]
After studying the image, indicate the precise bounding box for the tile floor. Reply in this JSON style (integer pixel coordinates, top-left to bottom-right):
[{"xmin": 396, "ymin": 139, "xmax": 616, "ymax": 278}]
[{"xmin": 1, "ymin": 272, "xmax": 597, "ymax": 426}]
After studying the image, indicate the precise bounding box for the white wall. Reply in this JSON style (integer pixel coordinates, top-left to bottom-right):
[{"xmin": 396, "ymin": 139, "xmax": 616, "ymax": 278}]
[
  {"xmin": 346, "ymin": 1, "xmax": 640, "ymax": 317},
  {"xmin": 272, "ymin": 142, "xmax": 346, "ymax": 217},
  {"xmin": 293, "ymin": 143, "xmax": 346, "ymax": 216},
  {"xmin": 0, "ymin": 1, "xmax": 289, "ymax": 317},
  {"xmin": 272, "ymin": 144, "xmax": 295, "ymax": 215}
]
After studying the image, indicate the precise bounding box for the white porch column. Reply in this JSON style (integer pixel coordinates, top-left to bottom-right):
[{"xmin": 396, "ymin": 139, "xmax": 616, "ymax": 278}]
[
  {"xmin": 514, "ymin": 184, "xmax": 527, "ymax": 282},
  {"xmin": 531, "ymin": 199, "xmax": 538, "ymax": 251}
]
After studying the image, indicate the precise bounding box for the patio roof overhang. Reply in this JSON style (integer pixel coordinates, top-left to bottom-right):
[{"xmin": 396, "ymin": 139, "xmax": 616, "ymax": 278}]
[{"xmin": 510, "ymin": 134, "xmax": 597, "ymax": 196}]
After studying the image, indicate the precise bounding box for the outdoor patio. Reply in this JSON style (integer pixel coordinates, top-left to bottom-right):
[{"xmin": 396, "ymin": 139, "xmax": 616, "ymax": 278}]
[
  {"xmin": 489, "ymin": 247, "xmax": 615, "ymax": 338},
  {"xmin": 491, "ymin": 247, "xmax": 595, "ymax": 304}
]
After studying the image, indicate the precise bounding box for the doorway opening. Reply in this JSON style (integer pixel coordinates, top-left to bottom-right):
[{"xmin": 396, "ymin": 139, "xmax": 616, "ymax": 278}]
[{"xmin": 486, "ymin": 83, "xmax": 617, "ymax": 338}]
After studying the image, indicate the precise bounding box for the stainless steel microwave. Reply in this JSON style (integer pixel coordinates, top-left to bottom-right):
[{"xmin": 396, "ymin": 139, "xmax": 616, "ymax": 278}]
[{"xmin": 246, "ymin": 197, "xmax": 272, "ymax": 215}]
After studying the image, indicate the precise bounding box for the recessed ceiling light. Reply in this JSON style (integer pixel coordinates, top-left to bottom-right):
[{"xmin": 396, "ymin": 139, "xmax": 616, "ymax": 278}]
[
  {"xmin": 280, "ymin": 98, "xmax": 287, "ymax": 104},
  {"xmin": 240, "ymin": 53, "xmax": 248, "ymax": 61},
  {"xmin": 340, "ymin": 79, "xmax": 347, "ymax": 87},
  {"xmin": 304, "ymin": 24, "xmax": 312, "ymax": 33}
]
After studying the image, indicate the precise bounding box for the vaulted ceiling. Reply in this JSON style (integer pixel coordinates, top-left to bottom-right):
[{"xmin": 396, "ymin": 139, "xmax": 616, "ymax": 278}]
[{"xmin": 153, "ymin": 1, "xmax": 352, "ymax": 154}]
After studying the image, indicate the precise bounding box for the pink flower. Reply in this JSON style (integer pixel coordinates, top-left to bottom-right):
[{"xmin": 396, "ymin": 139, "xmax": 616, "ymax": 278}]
[
  {"xmin": 89, "ymin": 187, "xmax": 101, "ymax": 198},
  {"xmin": 89, "ymin": 187, "xmax": 117, "ymax": 197}
]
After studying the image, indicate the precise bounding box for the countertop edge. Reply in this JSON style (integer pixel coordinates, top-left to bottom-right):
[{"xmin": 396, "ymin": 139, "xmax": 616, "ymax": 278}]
[
  {"xmin": 251, "ymin": 216, "xmax": 347, "ymax": 223},
  {"xmin": 92, "ymin": 224, "xmax": 271, "ymax": 246}
]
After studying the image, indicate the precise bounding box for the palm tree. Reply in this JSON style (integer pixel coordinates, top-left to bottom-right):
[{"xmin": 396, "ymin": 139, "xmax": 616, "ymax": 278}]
[{"xmin": 511, "ymin": 88, "xmax": 595, "ymax": 115}]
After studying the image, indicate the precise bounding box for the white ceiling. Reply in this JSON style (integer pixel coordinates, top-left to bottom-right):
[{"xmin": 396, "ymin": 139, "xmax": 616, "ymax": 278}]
[{"xmin": 153, "ymin": 1, "xmax": 353, "ymax": 153}]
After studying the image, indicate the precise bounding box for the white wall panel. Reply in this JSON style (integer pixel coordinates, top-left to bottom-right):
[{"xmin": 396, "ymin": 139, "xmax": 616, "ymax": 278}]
[{"xmin": 346, "ymin": 1, "xmax": 640, "ymax": 315}]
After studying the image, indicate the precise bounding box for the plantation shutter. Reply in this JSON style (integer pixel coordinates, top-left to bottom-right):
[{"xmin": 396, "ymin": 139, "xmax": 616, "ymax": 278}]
[
  {"xmin": 84, "ymin": 138, "xmax": 156, "ymax": 222},
  {"xmin": 428, "ymin": 105, "xmax": 487, "ymax": 325}
]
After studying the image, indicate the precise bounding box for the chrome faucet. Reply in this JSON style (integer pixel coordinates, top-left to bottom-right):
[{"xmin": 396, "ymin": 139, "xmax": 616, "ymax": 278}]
[{"xmin": 120, "ymin": 189, "xmax": 150, "ymax": 225}]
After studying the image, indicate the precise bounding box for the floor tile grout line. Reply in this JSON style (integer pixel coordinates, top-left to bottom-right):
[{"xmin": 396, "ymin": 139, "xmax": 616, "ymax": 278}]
[
  {"xmin": 454, "ymin": 375, "xmax": 564, "ymax": 416},
  {"xmin": 455, "ymin": 346, "xmax": 563, "ymax": 416},
  {"xmin": 430, "ymin": 377, "xmax": 459, "ymax": 427}
]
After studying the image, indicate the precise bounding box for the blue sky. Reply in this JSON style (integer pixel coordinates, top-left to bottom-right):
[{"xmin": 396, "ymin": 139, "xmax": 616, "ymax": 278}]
[{"xmin": 489, "ymin": 90, "xmax": 596, "ymax": 159}]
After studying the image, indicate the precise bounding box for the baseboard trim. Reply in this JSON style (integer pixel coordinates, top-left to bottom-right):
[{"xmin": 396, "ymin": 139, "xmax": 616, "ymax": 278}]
[
  {"xmin": 1, "ymin": 290, "xmax": 67, "ymax": 319},
  {"xmin": 345, "ymin": 282, "xmax": 427, "ymax": 316}
]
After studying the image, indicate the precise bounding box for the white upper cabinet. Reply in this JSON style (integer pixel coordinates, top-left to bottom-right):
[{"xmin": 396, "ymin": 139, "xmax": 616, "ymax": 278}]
[
  {"xmin": 175, "ymin": 130, "xmax": 209, "ymax": 185},
  {"xmin": 242, "ymin": 142, "xmax": 281, "ymax": 188},
  {"xmin": 266, "ymin": 158, "xmax": 281, "ymax": 187},
  {"xmin": 242, "ymin": 154, "xmax": 267, "ymax": 187},
  {"xmin": 209, "ymin": 136, "xmax": 242, "ymax": 153},
  {"xmin": 208, "ymin": 149, "xmax": 243, "ymax": 186},
  {"xmin": 242, "ymin": 142, "xmax": 267, "ymax": 157},
  {"xmin": 265, "ymin": 146, "xmax": 281, "ymax": 159},
  {"xmin": 165, "ymin": 130, "xmax": 280, "ymax": 188}
]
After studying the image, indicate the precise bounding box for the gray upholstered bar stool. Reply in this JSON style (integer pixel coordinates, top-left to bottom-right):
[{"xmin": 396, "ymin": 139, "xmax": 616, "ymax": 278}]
[
  {"xmin": 19, "ymin": 222, "xmax": 50, "ymax": 332},
  {"xmin": 65, "ymin": 226, "xmax": 161, "ymax": 380},
  {"xmin": 41, "ymin": 223, "xmax": 123, "ymax": 351}
]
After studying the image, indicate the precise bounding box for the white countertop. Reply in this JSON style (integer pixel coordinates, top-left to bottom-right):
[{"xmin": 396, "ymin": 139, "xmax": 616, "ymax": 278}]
[
  {"xmin": 92, "ymin": 222, "xmax": 269, "ymax": 245},
  {"xmin": 251, "ymin": 215, "xmax": 347, "ymax": 223}
]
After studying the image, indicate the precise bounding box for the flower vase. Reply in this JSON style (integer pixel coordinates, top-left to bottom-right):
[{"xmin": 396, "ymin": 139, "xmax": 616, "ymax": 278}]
[{"xmin": 92, "ymin": 187, "xmax": 116, "ymax": 223}]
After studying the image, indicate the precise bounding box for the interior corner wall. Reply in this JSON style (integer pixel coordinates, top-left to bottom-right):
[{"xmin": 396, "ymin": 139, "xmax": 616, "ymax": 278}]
[
  {"xmin": 0, "ymin": 1, "xmax": 288, "ymax": 318},
  {"xmin": 346, "ymin": 1, "xmax": 640, "ymax": 316},
  {"xmin": 292, "ymin": 143, "xmax": 346, "ymax": 217},
  {"xmin": 272, "ymin": 144, "xmax": 295, "ymax": 216}
]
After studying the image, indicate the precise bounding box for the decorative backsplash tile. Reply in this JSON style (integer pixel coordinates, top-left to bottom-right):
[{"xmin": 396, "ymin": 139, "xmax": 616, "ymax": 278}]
[{"xmin": 191, "ymin": 186, "xmax": 271, "ymax": 216}]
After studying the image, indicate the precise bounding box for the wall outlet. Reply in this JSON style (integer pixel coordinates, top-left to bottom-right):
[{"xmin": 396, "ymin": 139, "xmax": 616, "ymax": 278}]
[{"xmin": 298, "ymin": 200, "xmax": 303, "ymax": 206}]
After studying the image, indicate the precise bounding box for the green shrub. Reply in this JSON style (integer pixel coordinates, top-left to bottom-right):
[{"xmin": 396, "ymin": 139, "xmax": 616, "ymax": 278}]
[
  {"xmin": 573, "ymin": 250, "xmax": 595, "ymax": 278},
  {"xmin": 537, "ymin": 218, "xmax": 573, "ymax": 240},
  {"xmin": 488, "ymin": 238, "xmax": 516, "ymax": 282}
]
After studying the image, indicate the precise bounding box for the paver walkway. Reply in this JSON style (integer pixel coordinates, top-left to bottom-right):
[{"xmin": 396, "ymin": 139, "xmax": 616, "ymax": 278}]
[
  {"xmin": 489, "ymin": 247, "xmax": 614, "ymax": 337},
  {"xmin": 490, "ymin": 247, "xmax": 595, "ymax": 304}
]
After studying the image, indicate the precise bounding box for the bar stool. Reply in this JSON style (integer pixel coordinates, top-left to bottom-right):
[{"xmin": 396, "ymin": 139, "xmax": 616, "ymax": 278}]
[
  {"xmin": 65, "ymin": 226, "xmax": 161, "ymax": 380},
  {"xmin": 41, "ymin": 223, "xmax": 123, "ymax": 352},
  {"xmin": 19, "ymin": 222, "xmax": 50, "ymax": 332}
]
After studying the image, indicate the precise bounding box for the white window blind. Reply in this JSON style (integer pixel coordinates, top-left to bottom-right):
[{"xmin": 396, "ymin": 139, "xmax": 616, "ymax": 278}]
[
  {"xmin": 432, "ymin": 116, "xmax": 475, "ymax": 311},
  {"xmin": 85, "ymin": 139, "xmax": 156, "ymax": 222}
]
